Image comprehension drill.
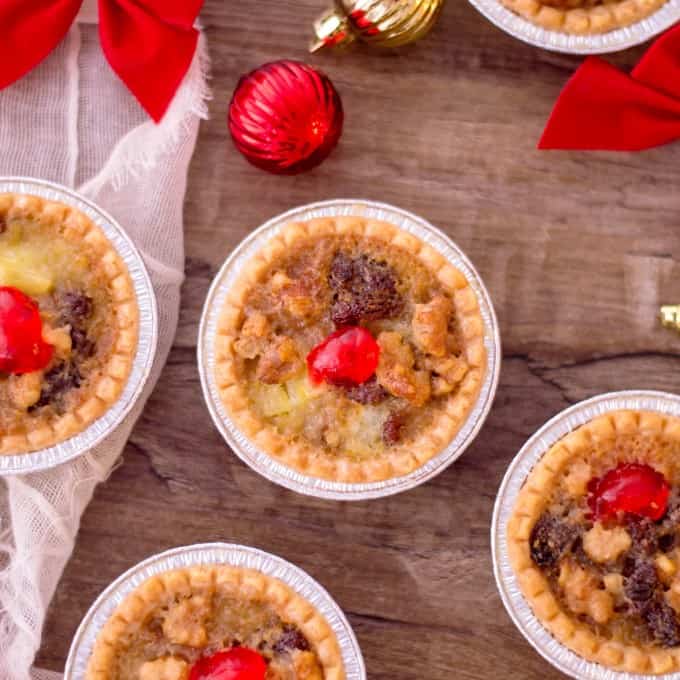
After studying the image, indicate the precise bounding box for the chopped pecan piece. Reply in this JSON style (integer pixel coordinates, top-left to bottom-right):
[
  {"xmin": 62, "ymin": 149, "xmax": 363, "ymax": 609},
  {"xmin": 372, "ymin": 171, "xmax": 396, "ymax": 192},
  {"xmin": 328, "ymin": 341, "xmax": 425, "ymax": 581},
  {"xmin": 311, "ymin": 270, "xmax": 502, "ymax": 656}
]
[
  {"xmin": 234, "ymin": 312, "xmax": 271, "ymax": 359},
  {"xmin": 8, "ymin": 372, "xmax": 42, "ymax": 410},
  {"xmin": 138, "ymin": 657, "xmax": 189, "ymax": 680},
  {"xmin": 42, "ymin": 325, "xmax": 72, "ymax": 357},
  {"xmin": 291, "ymin": 651, "xmax": 324, "ymax": 680},
  {"xmin": 161, "ymin": 595, "xmax": 209, "ymax": 648},
  {"xmin": 243, "ymin": 311, "xmax": 270, "ymax": 337},
  {"xmin": 375, "ymin": 331, "xmax": 430, "ymax": 406},
  {"xmin": 411, "ymin": 295, "xmax": 451, "ymax": 357},
  {"xmin": 582, "ymin": 523, "xmax": 631, "ymax": 563},
  {"xmin": 558, "ymin": 560, "xmax": 614, "ymax": 624},
  {"xmin": 424, "ymin": 355, "xmax": 468, "ymax": 394},
  {"xmin": 256, "ymin": 336, "xmax": 302, "ymax": 384},
  {"xmin": 563, "ymin": 460, "xmax": 592, "ymax": 497},
  {"xmin": 272, "ymin": 272, "xmax": 324, "ymax": 322},
  {"xmin": 329, "ymin": 252, "xmax": 402, "ymax": 325}
]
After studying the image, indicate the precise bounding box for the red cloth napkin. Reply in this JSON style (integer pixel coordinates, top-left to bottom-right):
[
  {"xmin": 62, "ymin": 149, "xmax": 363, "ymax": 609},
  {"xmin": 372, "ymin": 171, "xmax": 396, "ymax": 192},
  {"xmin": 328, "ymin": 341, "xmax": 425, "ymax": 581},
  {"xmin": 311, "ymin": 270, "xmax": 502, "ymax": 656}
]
[
  {"xmin": 539, "ymin": 24, "xmax": 680, "ymax": 151},
  {"xmin": 0, "ymin": 0, "xmax": 204, "ymax": 122}
]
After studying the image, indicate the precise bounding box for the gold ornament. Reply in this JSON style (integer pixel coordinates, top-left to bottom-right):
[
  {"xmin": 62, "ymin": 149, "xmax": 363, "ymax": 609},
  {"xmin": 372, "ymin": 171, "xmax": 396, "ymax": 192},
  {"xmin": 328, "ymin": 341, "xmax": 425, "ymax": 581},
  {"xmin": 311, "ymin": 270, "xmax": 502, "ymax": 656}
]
[
  {"xmin": 660, "ymin": 305, "xmax": 680, "ymax": 331},
  {"xmin": 310, "ymin": 0, "xmax": 445, "ymax": 52}
]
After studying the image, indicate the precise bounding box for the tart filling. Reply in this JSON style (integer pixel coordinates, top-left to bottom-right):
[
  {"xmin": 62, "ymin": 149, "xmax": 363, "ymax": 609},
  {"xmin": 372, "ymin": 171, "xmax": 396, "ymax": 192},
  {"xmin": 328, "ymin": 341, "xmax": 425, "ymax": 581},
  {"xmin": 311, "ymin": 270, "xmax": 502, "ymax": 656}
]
[
  {"xmin": 86, "ymin": 565, "xmax": 344, "ymax": 680},
  {"xmin": 0, "ymin": 193, "xmax": 139, "ymax": 454},
  {"xmin": 499, "ymin": 0, "xmax": 668, "ymax": 35},
  {"xmin": 215, "ymin": 217, "xmax": 486, "ymax": 482},
  {"xmin": 508, "ymin": 410, "xmax": 680, "ymax": 674}
]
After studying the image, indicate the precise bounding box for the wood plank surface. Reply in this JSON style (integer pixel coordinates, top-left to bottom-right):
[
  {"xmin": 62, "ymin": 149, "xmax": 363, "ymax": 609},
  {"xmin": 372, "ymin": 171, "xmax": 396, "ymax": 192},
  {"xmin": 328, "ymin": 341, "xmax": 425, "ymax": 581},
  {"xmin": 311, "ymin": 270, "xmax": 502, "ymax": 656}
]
[{"xmin": 36, "ymin": 1, "xmax": 680, "ymax": 678}]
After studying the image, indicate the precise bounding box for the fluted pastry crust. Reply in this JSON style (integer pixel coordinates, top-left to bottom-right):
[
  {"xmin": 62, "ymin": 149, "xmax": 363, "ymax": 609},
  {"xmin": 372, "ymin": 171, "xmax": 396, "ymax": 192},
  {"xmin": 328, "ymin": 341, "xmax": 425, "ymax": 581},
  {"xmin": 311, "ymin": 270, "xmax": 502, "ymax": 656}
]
[
  {"xmin": 499, "ymin": 0, "xmax": 668, "ymax": 34},
  {"xmin": 0, "ymin": 193, "xmax": 139, "ymax": 455},
  {"xmin": 214, "ymin": 216, "xmax": 486, "ymax": 483},
  {"xmin": 508, "ymin": 410, "xmax": 680, "ymax": 674},
  {"xmin": 86, "ymin": 565, "xmax": 345, "ymax": 680}
]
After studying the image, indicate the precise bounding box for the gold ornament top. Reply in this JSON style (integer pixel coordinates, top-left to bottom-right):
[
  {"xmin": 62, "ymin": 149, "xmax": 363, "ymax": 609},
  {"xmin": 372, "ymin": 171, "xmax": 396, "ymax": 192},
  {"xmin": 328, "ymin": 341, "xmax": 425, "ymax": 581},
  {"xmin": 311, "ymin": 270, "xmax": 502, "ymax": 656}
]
[
  {"xmin": 660, "ymin": 305, "xmax": 680, "ymax": 331},
  {"xmin": 310, "ymin": 0, "xmax": 445, "ymax": 52}
]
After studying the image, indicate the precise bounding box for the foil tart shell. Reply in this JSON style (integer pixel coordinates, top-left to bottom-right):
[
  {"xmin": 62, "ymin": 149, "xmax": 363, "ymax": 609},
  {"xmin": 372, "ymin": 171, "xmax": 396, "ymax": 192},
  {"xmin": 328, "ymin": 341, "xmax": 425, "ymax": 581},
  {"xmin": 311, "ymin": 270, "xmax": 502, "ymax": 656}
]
[
  {"xmin": 468, "ymin": 0, "xmax": 680, "ymax": 53},
  {"xmin": 0, "ymin": 177, "xmax": 158, "ymax": 475},
  {"xmin": 492, "ymin": 390, "xmax": 680, "ymax": 679},
  {"xmin": 198, "ymin": 199, "xmax": 501, "ymax": 501},
  {"xmin": 65, "ymin": 542, "xmax": 366, "ymax": 680}
]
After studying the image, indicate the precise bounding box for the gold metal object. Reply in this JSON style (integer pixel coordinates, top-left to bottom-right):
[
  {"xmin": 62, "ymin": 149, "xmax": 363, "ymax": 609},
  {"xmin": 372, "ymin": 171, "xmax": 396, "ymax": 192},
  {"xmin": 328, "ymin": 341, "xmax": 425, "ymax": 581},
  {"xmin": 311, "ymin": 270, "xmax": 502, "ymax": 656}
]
[
  {"xmin": 310, "ymin": 0, "xmax": 445, "ymax": 52},
  {"xmin": 660, "ymin": 305, "xmax": 680, "ymax": 331}
]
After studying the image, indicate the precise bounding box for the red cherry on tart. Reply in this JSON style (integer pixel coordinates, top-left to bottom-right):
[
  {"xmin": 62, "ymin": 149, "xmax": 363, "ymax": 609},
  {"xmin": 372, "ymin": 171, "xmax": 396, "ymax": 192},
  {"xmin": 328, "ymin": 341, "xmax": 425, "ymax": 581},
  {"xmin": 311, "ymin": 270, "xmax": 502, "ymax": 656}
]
[
  {"xmin": 307, "ymin": 326, "xmax": 380, "ymax": 386},
  {"xmin": 188, "ymin": 648, "xmax": 267, "ymax": 680},
  {"xmin": 588, "ymin": 462, "xmax": 670, "ymax": 521},
  {"xmin": 0, "ymin": 286, "xmax": 53, "ymax": 374}
]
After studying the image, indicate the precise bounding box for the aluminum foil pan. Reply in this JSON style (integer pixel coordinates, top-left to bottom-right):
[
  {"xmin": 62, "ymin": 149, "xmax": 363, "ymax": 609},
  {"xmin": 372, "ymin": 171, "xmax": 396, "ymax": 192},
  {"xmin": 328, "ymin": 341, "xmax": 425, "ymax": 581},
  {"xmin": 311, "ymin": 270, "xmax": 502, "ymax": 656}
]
[
  {"xmin": 0, "ymin": 177, "xmax": 158, "ymax": 475},
  {"xmin": 492, "ymin": 390, "xmax": 680, "ymax": 679},
  {"xmin": 468, "ymin": 0, "xmax": 680, "ymax": 53},
  {"xmin": 65, "ymin": 542, "xmax": 366, "ymax": 680},
  {"xmin": 198, "ymin": 199, "xmax": 501, "ymax": 501}
]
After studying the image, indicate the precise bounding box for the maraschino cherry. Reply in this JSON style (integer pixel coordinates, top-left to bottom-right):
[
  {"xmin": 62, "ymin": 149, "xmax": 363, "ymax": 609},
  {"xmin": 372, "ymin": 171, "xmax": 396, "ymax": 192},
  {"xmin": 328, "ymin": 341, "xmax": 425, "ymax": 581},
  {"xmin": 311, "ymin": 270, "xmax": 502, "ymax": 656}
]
[
  {"xmin": 307, "ymin": 326, "xmax": 380, "ymax": 386},
  {"xmin": 0, "ymin": 286, "xmax": 53, "ymax": 374},
  {"xmin": 188, "ymin": 648, "xmax": 266, "ymax": 680},
  {"xmin": 588, "ymin": 462, "xmax": 670, "ymax": 521}
]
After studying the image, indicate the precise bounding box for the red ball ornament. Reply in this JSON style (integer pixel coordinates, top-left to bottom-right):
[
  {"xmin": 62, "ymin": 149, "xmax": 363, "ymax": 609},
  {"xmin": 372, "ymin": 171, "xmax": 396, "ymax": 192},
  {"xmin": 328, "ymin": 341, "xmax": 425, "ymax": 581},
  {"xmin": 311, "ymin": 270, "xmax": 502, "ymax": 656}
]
[
  {"xmin": 587, "ymin": 463, "xmax": 670, "ymax": 521},
  {"xmin": 189, "ymin": 648, "xmax": 266, "ymax": 680},
  {"xmin": 307, "ymin": 326, "xmax": 380, "ymax": 386},
  {"xmin": 228, "ymin": 60, "xmax": 344, "ymax": 175},
  {"xmin": 0, "ymin": 286, "xmax": 53, "ymax": 375}
]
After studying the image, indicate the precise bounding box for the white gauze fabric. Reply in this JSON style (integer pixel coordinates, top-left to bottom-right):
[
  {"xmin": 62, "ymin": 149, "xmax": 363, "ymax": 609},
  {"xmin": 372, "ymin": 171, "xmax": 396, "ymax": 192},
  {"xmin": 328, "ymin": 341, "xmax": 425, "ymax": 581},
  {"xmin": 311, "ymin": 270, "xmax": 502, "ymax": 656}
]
[{"xmin": 0, "ymin": 10, "xmax": 209, "ymax": 679}]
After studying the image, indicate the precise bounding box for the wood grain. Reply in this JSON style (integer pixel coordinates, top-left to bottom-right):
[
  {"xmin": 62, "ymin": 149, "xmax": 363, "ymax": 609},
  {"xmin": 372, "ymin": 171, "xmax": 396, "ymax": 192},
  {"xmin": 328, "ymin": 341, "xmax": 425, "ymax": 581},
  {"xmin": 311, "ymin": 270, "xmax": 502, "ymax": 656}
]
[{"xmin": 36, "ymin": 1, "xmax": 680, "ymax": 678}]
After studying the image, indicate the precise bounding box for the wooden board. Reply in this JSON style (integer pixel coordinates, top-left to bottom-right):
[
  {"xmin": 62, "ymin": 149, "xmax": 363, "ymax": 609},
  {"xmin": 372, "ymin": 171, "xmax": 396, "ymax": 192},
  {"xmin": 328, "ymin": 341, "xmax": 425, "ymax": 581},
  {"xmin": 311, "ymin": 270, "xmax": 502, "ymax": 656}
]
[{"xmin": 37, "ymin": 1, "xmax": 680, "ymax": 678}]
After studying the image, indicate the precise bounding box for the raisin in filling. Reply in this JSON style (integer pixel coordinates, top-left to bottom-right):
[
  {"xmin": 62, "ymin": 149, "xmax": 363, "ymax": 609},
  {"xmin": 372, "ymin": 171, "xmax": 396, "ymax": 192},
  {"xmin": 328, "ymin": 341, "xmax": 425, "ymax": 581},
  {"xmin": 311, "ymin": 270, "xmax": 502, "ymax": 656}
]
[
  {"xmin": 58, "ymin": 291, "xmax": 95, "ymax": 357},
  {"xmin": 343, "ymin": 376, "xmax": 388, "ymax": 405},
  {"xmin": 31, "ymin": 362, "xmax": 82, "ymax": 412},
  {"xmin": 529, "ymin": 505, "xmax": 680, "ymax": 649},
  {"xmin": 382, "ymin": 410, "xmax": 407, "ymax": 446},
  {"xmin": 113, "ymin": 588, "xmax": 321, "ymax": 679},
  {"xmin": 328, "ymin": 251, "xmax": 403, "ymax": 326},
  {"xmin": 29, "ymin": 291, "xmax": 95, "ymax": 412},
  {"xmin": 625, "ymin": 558, "xmax": 680, "ymax": 646},
  {"xmin": 272, "ymin": 625, "xmax": 311, "ymax": 654},
  {"xmin": 529, "ymin": 513, "xmax": 579, "ymax": 568}
]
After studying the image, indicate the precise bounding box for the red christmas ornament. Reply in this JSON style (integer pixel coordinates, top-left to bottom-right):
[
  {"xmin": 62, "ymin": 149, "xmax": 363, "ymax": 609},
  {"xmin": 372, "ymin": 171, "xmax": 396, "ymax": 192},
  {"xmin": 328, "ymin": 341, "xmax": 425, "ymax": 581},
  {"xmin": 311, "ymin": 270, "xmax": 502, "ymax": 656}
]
[
  {"xmin": 587, "ymin": 463, "xmax": 670, "ymax": 521},
  {"xmin": 0, "ymin": 286, "xmax": 53, "ymax": 375},
  {"xmin": 189, "ymin": 648, "xmax": 266, "ymax": 680},
  {"xmin": 228, "ymin": 60, "xmax": 344, "ymax": 175},
  {"xmin": 307, "ymin": 326, "xmax": 380, "ymax": 386}
]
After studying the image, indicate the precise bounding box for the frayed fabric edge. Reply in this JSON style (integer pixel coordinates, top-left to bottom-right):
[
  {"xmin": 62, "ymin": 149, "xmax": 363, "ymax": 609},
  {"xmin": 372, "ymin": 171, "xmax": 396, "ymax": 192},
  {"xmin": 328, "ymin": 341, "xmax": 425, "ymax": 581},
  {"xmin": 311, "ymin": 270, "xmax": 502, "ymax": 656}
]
[{"xmin": 78, "ymin": 31, "xmax": 211, "ymax": 195}]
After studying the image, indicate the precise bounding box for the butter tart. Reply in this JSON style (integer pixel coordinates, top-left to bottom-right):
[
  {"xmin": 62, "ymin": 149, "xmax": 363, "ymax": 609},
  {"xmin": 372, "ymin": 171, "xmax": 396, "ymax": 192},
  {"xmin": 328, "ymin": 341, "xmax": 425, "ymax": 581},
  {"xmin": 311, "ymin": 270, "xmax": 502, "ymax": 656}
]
[
  {"xmin": 86, "ymin": 565, "xmax": 344, "ymax": 680},
  {"xmin": 214, "ymin": 217, "xmax": 486, "ymax": 483},
  {"xmin": 500, "ymin": 0, "xmax": 668, "ymax": 34},
  {"xmin": 508, "ymin": 410, "xmax": 680, "ymax": 674},
  {"xmin": 0, "ymin": 193, "xmax": 138, "ymax": 454}
]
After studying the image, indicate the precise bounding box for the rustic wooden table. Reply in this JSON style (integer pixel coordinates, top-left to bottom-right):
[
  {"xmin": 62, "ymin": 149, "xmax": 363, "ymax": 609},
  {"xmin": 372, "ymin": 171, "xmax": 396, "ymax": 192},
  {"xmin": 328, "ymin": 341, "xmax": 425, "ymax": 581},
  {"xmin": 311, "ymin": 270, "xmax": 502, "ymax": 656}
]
[{"xmin": 36, "ymin": 1, "xmax": 680, "ymax": 678}]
